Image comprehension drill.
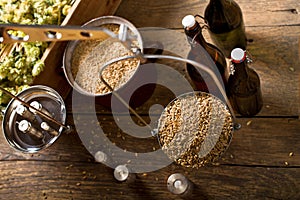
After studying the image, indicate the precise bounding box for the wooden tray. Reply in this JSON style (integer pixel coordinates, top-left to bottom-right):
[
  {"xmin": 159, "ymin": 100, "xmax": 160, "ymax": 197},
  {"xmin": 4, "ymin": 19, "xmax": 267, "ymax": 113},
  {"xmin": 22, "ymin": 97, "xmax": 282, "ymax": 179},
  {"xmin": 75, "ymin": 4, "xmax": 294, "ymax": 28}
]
[{"xmin": 32, "ymin": 0, "xmax": 123, "ymax": 99}]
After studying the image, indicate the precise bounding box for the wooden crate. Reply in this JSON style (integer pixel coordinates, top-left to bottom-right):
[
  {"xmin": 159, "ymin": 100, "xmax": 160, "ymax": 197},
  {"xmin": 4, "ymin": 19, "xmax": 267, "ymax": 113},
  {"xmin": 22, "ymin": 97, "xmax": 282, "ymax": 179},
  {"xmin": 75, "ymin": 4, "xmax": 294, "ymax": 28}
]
[{"xmin": 32, "ymin": 0, "xmax": 123, "ymax": 99}]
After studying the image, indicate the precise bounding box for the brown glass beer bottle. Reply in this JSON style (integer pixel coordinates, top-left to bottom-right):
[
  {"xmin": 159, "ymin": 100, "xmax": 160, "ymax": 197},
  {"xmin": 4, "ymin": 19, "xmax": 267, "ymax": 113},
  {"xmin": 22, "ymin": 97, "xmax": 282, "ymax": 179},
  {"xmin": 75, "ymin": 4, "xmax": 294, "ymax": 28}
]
[
  {"xmin": 204, "ymin": 0, "xmax": 247, "ymax": 57},
  {"xmin": 182, "ymin": 15, "xmax": 228, "ymax": 93},
  {"xmin": 228, "ymin": 48, "xmax": 263, "ymax": 116}
]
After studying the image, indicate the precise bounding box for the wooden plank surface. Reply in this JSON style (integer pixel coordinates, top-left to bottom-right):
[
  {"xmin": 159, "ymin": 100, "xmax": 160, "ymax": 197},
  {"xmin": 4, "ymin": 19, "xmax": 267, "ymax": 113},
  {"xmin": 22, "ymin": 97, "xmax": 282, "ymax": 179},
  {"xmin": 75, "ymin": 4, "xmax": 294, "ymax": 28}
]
[
  {"xmin": 116, "ymin": 0, "xmax": 300, "ymax": 28},
  {"xmin": 0, "ymin": 161, "xmax": 299, "ymax": 200},
  {"xmin": 1, "ymin": 117, "xmax": 299, "ymax": 167}
]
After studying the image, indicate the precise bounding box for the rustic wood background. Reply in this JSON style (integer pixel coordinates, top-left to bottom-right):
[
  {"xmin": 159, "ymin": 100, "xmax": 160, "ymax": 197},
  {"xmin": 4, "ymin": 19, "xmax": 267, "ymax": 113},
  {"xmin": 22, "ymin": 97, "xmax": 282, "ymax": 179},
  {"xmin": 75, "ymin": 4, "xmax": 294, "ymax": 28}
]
[{"xmin": 0, "ymin": 0, "xmax": 299, "ymax": 199}]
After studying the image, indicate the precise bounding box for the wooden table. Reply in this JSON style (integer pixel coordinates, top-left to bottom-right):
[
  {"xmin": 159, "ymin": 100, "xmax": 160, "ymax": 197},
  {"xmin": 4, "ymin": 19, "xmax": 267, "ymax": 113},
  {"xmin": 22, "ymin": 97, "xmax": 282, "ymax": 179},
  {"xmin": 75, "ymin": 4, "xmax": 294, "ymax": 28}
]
[{"xmin": 0, "ymin": 0, "xmax": 299, "ymax": 199}]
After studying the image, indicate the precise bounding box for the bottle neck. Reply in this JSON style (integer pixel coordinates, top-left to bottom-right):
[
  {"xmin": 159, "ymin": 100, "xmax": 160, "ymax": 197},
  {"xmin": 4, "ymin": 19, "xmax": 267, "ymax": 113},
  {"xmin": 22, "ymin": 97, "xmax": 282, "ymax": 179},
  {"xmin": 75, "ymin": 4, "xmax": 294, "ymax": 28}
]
[
  {"xmin": 209, "ymin": 0, "xmax": 224, "ymax": 6},
  {"xmin": 232, "ymin": 60, "xmax": 249, "ymax": 78},
  {"xmin": 205, "ymin": 0, "xmax": 243, "ymax": 33},
  {"xmin": 184, "ymin": 23, "xmax": 208, "ymax": 48}
]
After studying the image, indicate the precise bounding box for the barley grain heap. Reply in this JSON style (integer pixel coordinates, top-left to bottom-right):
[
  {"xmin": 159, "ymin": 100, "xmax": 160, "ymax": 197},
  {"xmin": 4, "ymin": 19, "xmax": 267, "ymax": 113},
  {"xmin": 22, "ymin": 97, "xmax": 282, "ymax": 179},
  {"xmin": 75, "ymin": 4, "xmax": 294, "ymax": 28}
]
[
  {"xmin": 71, "ymin": 24, "xmax": 139, "ymax": 94},
  {"xmin": 158, "ymin": 92, "xmax": 233, "ymax": 168}
]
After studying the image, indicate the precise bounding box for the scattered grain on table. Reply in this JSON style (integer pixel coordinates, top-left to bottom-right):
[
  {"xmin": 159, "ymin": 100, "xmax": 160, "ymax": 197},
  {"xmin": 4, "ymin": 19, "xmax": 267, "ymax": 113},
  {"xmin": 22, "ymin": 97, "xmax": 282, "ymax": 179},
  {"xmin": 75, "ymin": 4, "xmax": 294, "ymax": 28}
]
[
  {"xmin": 76, "ymin": 182, "xmax": 81, "ymax": 186},
  {"xmin": 289, "ymin": 67, "xmax": 295, "ymax": 72},
  {"xmin": 246, "ymin": 120, "xmax": 252, "ymax": 126}
]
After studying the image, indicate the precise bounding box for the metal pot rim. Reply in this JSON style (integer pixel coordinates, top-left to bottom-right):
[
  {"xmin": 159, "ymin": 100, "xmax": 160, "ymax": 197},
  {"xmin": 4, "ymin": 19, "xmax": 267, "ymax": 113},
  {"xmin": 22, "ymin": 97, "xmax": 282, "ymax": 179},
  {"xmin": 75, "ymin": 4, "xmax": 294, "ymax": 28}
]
[
  {"xmin": 2, "ymin": 85, "xmax": 66, "ymax": 153},
  {"xmin": 62, "ymin": 16, "xmax": 144, "ymax": 97},
  {"xmin": 156, "ymin": 91, "xmax": 234, "ymax": 166}
]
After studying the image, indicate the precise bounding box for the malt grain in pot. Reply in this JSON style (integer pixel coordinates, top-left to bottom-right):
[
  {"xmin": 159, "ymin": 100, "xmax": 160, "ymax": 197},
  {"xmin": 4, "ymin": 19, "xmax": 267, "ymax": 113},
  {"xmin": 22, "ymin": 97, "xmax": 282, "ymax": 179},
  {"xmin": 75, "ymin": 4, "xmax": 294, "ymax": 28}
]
[
  {"xmin": 156, "ymin": 91, "xmax": 234, "ymax": 168},
  {"xmin": 63, "ymin": 16, "xmax": 157, "ymax": 111}
]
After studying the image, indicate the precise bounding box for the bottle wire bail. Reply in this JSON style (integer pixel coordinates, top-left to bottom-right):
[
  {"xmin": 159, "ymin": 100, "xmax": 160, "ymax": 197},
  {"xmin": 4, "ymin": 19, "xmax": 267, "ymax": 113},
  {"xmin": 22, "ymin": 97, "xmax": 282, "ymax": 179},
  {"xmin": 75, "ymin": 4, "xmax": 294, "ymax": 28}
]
[{"xmin": 194, "ymin": 14, "xmax": 210, "ymax": 29}]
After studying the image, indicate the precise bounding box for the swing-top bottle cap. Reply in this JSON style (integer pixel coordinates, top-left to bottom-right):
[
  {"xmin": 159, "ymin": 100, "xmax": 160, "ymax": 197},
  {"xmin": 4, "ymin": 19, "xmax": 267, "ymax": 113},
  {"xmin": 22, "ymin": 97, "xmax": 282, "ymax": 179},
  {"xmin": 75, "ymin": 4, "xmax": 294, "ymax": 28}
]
[
  {"xmin": 114, "ymin": 165, "xmax": 129, "ymax": 181},
  {"xmin": 41, "ymin": 122, "xmax": 50, "ymax": 131},
  {"xmin": 29, "ymin": 101, "xmax": 42, "ymax": 112},
  {"xmin": 182, "ymin": 15, "xmax": 196, "ymax": 28},
  {"xmin": 94, "ymin": 151, "xmax": 107, "ymax": 163},
  {"xmin": 231, "ymin": 48, "xmax": 246, "ymax": 63},
  {"xmin": 167, "ymin": 173, "xmax": 189, "ymax": 195},
  {"xmin": 16, "ymin": 104, "xmax": 26, "ymax": 115},
  {"xmin": 18, "ymin": 120, "xmax": 31, "ymax": 132}
]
